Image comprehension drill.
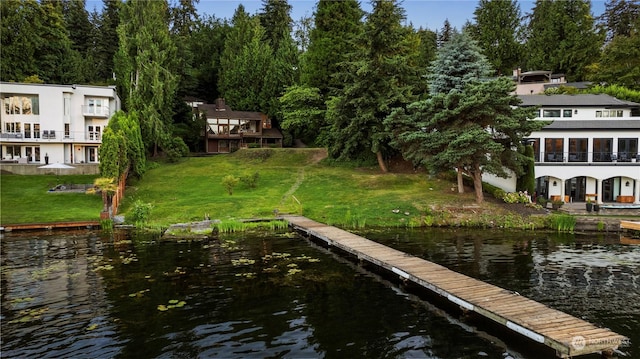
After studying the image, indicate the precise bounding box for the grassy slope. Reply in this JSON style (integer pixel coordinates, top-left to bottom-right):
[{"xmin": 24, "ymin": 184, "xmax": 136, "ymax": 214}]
[
  {"xmin": 1, "ymin": 148, "xmax": 537, "ymax": 228},
  {"xmin": 120, "ymin": 148, "xmax": 525, "ymax": 228}
]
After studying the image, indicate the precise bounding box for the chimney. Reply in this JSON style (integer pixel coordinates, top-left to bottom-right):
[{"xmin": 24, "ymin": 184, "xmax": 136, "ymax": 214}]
[{"xmin": 215, "ymin": 98, "xmax": 226, "ymax": 111}]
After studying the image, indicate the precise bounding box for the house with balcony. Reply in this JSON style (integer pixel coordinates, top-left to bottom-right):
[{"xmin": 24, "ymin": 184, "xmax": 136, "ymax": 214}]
[
  {"xmin": 0, "ymin": 82, "xmax": 120, "ymax": 165},
  {"xmin": 199, "ymin": 98, "xmax": 282, "ymax": 153},
  {"xmin": 486, "ymin": 94, "xmax": 640, "ymax": 204},
  {"xmin": 512, "ymin": 68, "xmax": 592, "ymax": 95}
]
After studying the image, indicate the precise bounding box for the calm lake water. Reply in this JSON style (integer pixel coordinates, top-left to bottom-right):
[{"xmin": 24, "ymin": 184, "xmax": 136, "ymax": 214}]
[{"xmin": 1, "ymin": 227, "xmax": 638, "ymax": 358}]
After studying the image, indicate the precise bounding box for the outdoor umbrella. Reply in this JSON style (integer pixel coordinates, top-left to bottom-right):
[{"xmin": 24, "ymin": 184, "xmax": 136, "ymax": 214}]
[{"xmin": 38, "ymin": 163, "xmax": 75, "ymax": 185}]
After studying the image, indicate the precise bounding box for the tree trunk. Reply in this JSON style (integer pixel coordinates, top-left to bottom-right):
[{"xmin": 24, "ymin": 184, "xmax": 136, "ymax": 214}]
[
  {"xmin": 376, "ymin": 151, "xmax": 388, "ymax": 173},
  {"xmin": 457, "ymin": 167, "xmax": 464, "ymax": 193},
  {"xmin": 472, "ymin": 164, "xmax": 484, "ymax": 203}
]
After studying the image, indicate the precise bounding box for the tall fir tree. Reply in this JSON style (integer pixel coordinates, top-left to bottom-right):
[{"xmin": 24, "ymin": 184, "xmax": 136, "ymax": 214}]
[
  {"xmin": 599, "ymin": 0, "xmax": 640, "ymax": 42},
  {"xmin": 301, "ymin": 0, "xmax": 364, "ymax": 97},
  {"xmin": 525, "ymin": 0, "xmax": 603, "ymax": 81},
  {"xmin": 94, "ymin": 0, "xmax": 120, "ymax": 82},
  {"xmin": 259, "ymin": 0, "xmax": 299, "ymax": 118},
  {"xmin": 437, "ymin": 19, "xmax": 454, "ymax": 47},
  {"xmin": 218, "ymin": 6, "xmax": 272, "ymax": 112},
  {"xmin": 471, "ymin": 0, "xmax": 523, "ymax": 76},
  {"xmin": 191, "ymin": 15, "xmax": 229, "ymax": 103},
  {"xmin": 115, "ymin": 0, "xmax": 179, "ymax": 157},
  {"xmin": 327, "ymin": 0, "xmax": 421, "ymax": 172},
  {"xmin": 170, "ymin": 0, "xmax": 199, "ymax": 96}
]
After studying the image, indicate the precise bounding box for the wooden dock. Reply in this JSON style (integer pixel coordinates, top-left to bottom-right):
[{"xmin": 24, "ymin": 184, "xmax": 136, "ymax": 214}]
[
  {"xmin": 621, "ymin": 220, "xmax": 640, "ymax": 231},
  {"xmin": 0, "ymin": 221, "xmax": 100, "ymax": 232},
  {"xmin": 284, "ymin": 215, "xmax": 628, "ymax": 358}
]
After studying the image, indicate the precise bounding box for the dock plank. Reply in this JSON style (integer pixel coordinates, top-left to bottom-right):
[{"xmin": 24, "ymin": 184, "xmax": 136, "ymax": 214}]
[{"xmin": 284, "ymin": 215, "xmax": 628, "ymax": 358}]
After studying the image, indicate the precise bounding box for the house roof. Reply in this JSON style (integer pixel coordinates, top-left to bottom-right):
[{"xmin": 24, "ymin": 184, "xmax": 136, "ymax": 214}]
[
  {"xmin": 518, "ymin": 94, "xmax": 640, "ymax": 108},
  {"xmin": 543, "ymin": 120, "xmax": 640, "ymax": 130},
  {"xmin": 198, "ymin": 103, "xmax": 265, "ymax": 121},
  {"xmin": 261, "ymin": 128, "xmax": 283, "ymax": 139}
]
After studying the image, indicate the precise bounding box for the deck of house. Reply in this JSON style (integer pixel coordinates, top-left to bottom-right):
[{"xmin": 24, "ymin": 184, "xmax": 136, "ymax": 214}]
[{"xmin": 283, "ymin": 215, "xmax": 628, "ymax": 358}]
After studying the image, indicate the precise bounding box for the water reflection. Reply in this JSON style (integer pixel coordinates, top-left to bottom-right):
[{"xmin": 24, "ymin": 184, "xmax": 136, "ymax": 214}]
[
  {"xmin": 362, "ymin": 228, "xmax": 640, "ymax": 357},
  {"xmin": 0, "ymin": 228, "xmax": 637, "ymax": 358}
]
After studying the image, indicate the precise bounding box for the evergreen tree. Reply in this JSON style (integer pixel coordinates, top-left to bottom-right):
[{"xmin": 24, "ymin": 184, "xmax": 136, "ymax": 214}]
[
  {"xmin": 525, "ymin": 0, "xmax": 603, "ymax": 81},
  {"xmin": 191, "ymin": 15, "xmax": 229, "ymax": 102},
  {"xmin": 599, "ymin": 0, "xmax": 640, "ymax": 42},
  {"xmin": 218, "ymin": 7, "xmax": 272, "ymax": 112},
  {"xmin": 301, "ymin": 0, "xmax": 364, "ymax": 96},
  {"xmin": 428, "ymin": 32, "xmax": 492, "ymax": 95},
  {"xmin": 586, "ymin": 33, "xmax": 640, "ymax": 89},
  {"xmin": 115, "ymin": 0, "xmax": 179, "ymax": 157},
  {"xmin": 170, "ymin": 0, "xmax": 199, "ymax": 96},
  {"xmin": 0, "ymin": 0, "xmax": 40, "ymax": 81},
  {"xmin": 471, "ymin": 0, "xmax": 523, "ymax": 76},
  {"xmin": 94, "ymin": 0, "xmax": 120, "ymax": 82},
  {"xmin": 437, "ymin": 19, "xmax": 454, "ymax": 47},
  {"xmin": 327, "ymin": 0, "xmax": 421, "ymax": 172},
  {"xmin": 259, "ymin": 0, "xmax": 299, "ymax": 117},
  {"xmin": 63, "ymin": 0, "xmax": 93, "ymax": 54},
  {"xmin": 259, "ymin": 0, "xmax": 292, "ymax": 52},
  {"xmin": 386, "ymin": 77, "xmax": 543, "ymax": 203}
]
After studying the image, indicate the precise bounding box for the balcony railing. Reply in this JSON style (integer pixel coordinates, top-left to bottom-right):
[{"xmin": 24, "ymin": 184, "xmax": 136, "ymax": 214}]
[
  {"xmin": 0, "ymin": 130, "xmax": 103, "ymax": 142},
  {"xmin": 538, "ymin": 151, "xmax": 639, "ymax": 163},
  {"xmin": 82, "ymin": 105, "xmax": 111, "ymax": 117}
]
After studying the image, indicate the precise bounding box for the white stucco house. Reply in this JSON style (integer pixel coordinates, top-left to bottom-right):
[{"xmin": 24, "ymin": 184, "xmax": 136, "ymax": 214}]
[
  {"xmin": 0, "ymin": 82, "xmax": 120, "ymax": 165},
  {"xmin": 486, "ymin": 94, "xmax": 640, "ymax": 205}
]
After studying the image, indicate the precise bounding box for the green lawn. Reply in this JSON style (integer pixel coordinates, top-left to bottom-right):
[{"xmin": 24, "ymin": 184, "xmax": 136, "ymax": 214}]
[
  {"xmin": 1, "ymin": 174, "xmax": 102, "ymax": 224},
  {"xmin": 119, "ymin": 148, "xmax": 487, "ymax": 227},
  {"xmin": 1, "ymin": 148, "xmax": 522, "ymax": 228}
]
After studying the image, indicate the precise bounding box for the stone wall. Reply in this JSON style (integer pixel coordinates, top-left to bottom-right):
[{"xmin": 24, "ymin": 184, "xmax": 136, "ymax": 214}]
[{"xmin": 0, "ymin": 163, "xmax": 99, "ymax": 175}]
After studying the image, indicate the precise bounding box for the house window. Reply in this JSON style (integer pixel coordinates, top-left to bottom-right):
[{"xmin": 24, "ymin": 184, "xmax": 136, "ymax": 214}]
[
  {"xmin": 24, "ymin": 123, "xmax": 31, "ymax": 139},
  {"xmin": 618, "ymin": 138, "xmax": 638, "ymax": 161},
  {"xmin": 542, "ymin": 109, "xmax": 561, "ymax": 118},
  {"xmin": 88, "ymin": 125, "xmax": 102, "ymax": 140},
  {"xmin": 593, "ymin": 138, "xmax": 613, "ymax": 161},
  {"xmin": 85, "ymin": 98, "xmax": 109, "ymax": 116},
  {"xmin": 544, "ymin": 138, "xmax": 564, "ymax": 162},
  {"xmin": 596, "ymin": 110, "xmax": 624, "ymax": 117},
  {"xmin": 64, "ymin": 124, "xmax": 70, "ymax": 138},
  {"xmin": 568, "ymin": 138, "xmax": 588, "ymax": 162},
  {"xmin": 5, "ymin": 145, "xmax": 21, "ymax": 158},
  {"xmin": 562, "ymin": 109, "xmax": 572, "ymax": 118},
  {"xmin": 3, "ymin": 96, "xmax": 39, "ymax": 115},
  {"xmin": 4, "ymin": 122, "xmax": 21, "ymax": 133},
  {"xmin": 34, "ymin": 124, "xmax": 40, "ymax": 139}
]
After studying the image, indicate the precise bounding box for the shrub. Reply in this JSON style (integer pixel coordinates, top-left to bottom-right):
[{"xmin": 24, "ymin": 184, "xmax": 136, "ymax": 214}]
[
  {"xmin": 222, "ymin": 175, "xmax": 239, "ymax": 195},
  {"xmin": 536, "ymin": 195, "xmax": 548, "ymax": 207},
  {"xmin": 240, "ymin": 171, "xmax": 260, "ymax": 189},
  {"xmin": 503, "ymin": 191, "xmax": 531, "ymax": 204},
  {"xmin": 129, "ymin": 200, "xmax": 153, "ymax": 226}
]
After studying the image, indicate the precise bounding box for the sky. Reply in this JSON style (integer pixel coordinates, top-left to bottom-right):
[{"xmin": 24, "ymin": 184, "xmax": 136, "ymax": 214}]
[{"xmin": 84, "ymin": 1, "xmax": 607, "ymax": 31}]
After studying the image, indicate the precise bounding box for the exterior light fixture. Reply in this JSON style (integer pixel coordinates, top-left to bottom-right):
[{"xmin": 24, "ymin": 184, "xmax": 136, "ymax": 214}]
[{"xmin": 553, "ymin": 181, "xmax": 557, "ymax": 187}]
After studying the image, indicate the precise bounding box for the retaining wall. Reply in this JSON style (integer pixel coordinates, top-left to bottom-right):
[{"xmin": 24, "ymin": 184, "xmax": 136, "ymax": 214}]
[{"xmin": 0, "ymin": 163, "xmax": 99, "ymax": 175}]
